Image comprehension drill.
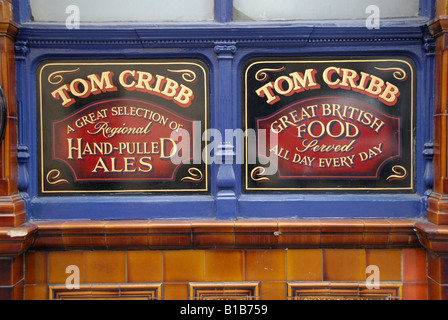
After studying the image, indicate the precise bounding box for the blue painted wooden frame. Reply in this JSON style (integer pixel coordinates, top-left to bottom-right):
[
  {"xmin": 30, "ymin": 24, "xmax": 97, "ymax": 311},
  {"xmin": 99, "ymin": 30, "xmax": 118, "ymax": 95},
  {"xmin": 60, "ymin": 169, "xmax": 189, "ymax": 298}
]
[{"xmin": 13, "ymin": 0, "xmax": 436, "ymax": 221}]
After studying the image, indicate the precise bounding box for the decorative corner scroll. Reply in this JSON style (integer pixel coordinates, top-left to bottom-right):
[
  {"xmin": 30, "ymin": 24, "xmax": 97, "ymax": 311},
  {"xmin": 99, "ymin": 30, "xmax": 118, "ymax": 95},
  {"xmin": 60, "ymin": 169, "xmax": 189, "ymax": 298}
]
[
  {"xmin": 0, "ymin": 86, "xmax": 7, "ymax": 146},
  {"xmin": 46, "ymin": 169, "xmax": 69, "ymax": 185},
  {"xmin": 48, "ymin": 68, "xmax": 80, "ymax": 85},
  {"xmin": 374, "ymin": 67, "xmax": 407, "ymax": 81},
  {"xmin": 255, "ymin": 67, "xmax": 286, "ymax": 82},
  {"xmin": 386, "ymin": 165, "xmax": 408, "ymax": 181},
  {"xmin": 181, "ymin": 168, "xmax": 204, "ymax": 183},
  {"xmin": 250, "ymin": 166, "xmax": 270, "ymax": 183},
  {"xmin": 167, "ymin": 69, "xmax": 197, "ymax": 83}
]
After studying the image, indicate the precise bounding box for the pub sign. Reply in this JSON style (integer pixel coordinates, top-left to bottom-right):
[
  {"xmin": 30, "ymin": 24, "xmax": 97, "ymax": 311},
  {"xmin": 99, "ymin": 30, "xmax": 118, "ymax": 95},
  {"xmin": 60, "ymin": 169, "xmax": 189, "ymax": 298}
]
[
  {"xmin": 243, "ymin": 57, "xmax": 415, "ymax": 192},
  {"xmin": 38, "ymin": 60, "xmax": 209, "ymax": 194}
]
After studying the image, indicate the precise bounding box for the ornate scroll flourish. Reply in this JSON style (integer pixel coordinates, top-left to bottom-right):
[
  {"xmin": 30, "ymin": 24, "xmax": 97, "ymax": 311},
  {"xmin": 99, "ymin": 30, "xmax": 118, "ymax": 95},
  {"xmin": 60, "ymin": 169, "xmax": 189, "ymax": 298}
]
[
  {"xmin": 250, "ymin": 166, "xmax": 270, "ymax": 183},
  {"xmin": 374, "ymin": 67, "xmax": 407, "ymax": 81},
  {"xmin": 181, "ymin": 167, "xmax": 204, "ymax": 183},
  {"xmin": 167, "ymin": 69, "xmax": 197, "ymax": 83},
  {"xmin": 48, "ymin": 68, "xmax": 80, "ymax": 85},
  {"xmin": 46, "ymin": 169, "xmax": 69, "ymax": 185},
  {"xmin": 255, "ymin": 67, "xmax": 286, "ymax": 82},
  {"xmin": 386, "ymin": 165, "xmax": 408, "ymax": 181}
]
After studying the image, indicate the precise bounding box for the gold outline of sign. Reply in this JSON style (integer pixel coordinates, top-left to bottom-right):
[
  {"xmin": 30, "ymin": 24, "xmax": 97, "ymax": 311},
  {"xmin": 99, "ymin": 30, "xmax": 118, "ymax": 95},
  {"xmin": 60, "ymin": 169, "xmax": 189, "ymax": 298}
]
[
  {"xmin": 244, "ymin": 58, "xmax": 415, "ymax": 191},
  {"xmin": 38, "ymin": 60, "xmax": 209, "ymax": 194}
]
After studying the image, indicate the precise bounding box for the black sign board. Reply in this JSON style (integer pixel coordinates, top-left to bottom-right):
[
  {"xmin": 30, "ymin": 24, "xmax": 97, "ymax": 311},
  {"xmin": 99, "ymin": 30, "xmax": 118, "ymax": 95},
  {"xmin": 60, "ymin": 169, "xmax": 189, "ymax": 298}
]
[
  {"xmin": 37, "ymin": 59, "xmax": 209, "ymax": 194},
  {"xmin": 243, "ymin": 57, "xmax": 415, "ymax": 192}
]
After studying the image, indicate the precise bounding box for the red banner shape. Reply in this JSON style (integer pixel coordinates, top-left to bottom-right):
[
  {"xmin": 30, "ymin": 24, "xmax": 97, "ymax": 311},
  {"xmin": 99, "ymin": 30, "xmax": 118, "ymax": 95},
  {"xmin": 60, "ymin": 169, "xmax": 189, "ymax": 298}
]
[
  {"xmin": 257, "ymin": 97, "xmax": 400, "ymax": 179},
  {"xmin": 52, "ymin": 99, "xmax": 193, "ymax": 181}
]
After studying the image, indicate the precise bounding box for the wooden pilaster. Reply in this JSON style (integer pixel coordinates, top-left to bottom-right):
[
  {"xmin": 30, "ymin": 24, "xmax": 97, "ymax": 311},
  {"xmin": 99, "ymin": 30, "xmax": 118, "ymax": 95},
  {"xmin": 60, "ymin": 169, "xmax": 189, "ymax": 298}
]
[
  {"xmin": 0, "ymin": 0, "xmax": 35, "ymax": 300},
  {"xmin": 418, "ymin": 0, "xmax": 448, "ymax": 299},
  {"xmin": 0, "ymin": 0, "xmax": 25, "ymax": 228}
]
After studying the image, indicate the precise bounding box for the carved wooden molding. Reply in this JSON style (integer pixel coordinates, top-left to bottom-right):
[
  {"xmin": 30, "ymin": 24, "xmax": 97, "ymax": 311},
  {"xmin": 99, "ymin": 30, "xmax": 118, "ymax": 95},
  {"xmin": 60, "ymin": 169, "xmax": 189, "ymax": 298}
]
[
  {"xmin": 0, "ymin": 222, "xmax": 37, "ymax": 256},
  {"xmin": 427, "ymin": 192, "xmax": 448, "ymax": 225},
  {"xmin": 0, "ymin": 194, "xmax": 27, "ymax": 227},
  {"xmin": 0, "ymin": 0, "xmax": 23, "ymax": 229},
  {"xmin": 415, "ymin": 221, "xmax": 448, "ymax": 254},
  {"xmin": 426, "ymin": 4, "xmax": 448, "ymax": 225},
  {"xmin": 0, "ymin": 21, "xmax": 18, "ymax": 39}
]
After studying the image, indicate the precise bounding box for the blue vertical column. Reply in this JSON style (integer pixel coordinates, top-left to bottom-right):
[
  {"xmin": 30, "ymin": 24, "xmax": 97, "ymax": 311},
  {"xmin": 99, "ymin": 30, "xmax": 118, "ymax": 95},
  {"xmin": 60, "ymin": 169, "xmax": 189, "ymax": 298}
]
[
  {"xmin": 214, "ymin": 42, "xmax": 237, "ymax": 220},
  {"xmin": 418, "ymin": 5, "xmax": 435, "ymax": 218},
  {"xmin": 423, "ymin": 31, "xmax": 435, "ymax": 206},
  {"xmin": 14, "ymin": 40, "xmax": 30, "ymax": 195}
]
